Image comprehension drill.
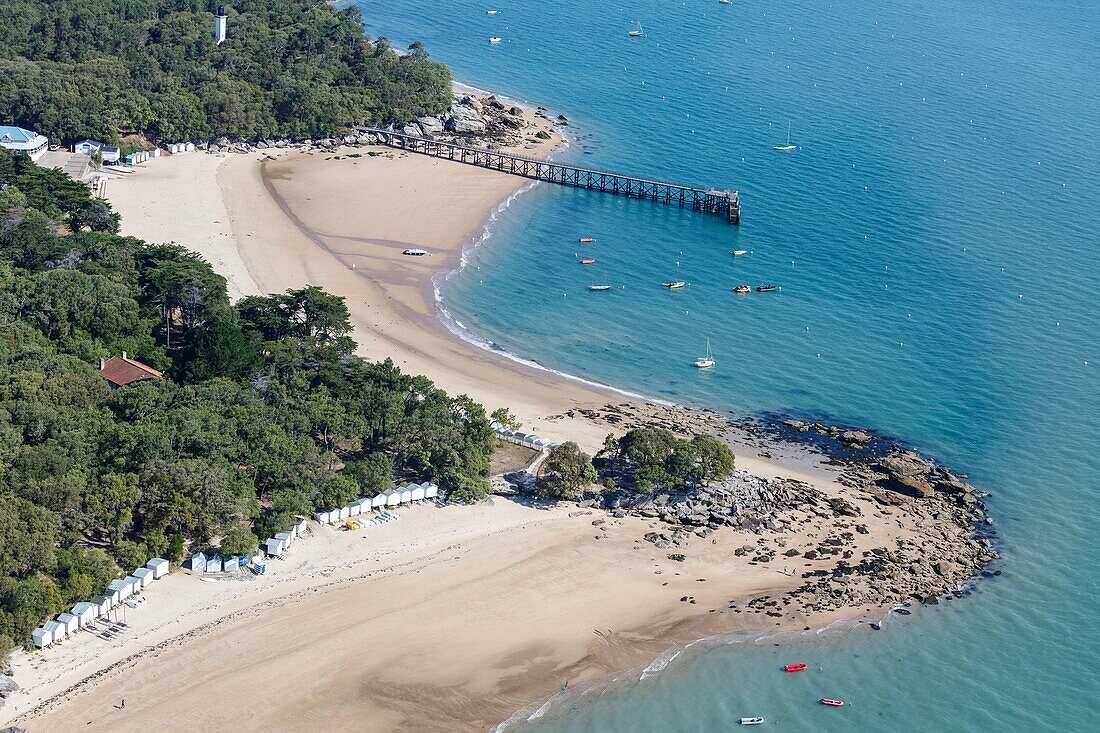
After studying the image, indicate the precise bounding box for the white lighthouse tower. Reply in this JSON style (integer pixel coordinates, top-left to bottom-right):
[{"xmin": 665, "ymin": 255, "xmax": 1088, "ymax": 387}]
[{"xmin": 215, "ymin": 6, "xmax": 228, "ymax": 45}]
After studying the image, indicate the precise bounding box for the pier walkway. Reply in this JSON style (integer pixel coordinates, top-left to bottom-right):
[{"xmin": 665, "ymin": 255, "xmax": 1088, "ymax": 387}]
[{"xmin": 360, "ymin": 128, "xmax": 741, "ymax": 224}]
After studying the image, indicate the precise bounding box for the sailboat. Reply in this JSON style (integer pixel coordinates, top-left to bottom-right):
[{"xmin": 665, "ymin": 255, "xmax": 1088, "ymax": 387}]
[
  {"xmin": 773, "ymin": 121, "xmax": 797, "ymax": 151},
  {"xmin": 694, "ymin": 338, "xmax": 715, "ymax": 368},
  {"xmin": 628, "ymin": 21, "xmax": 644, "ymax": 37}
]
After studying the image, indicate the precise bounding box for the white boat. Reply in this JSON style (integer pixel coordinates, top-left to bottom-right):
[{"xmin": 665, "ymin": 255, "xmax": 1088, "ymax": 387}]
[
  {"xmin": 719, "ymin": 0, "xmax": 732, "ymax": 4},
  {"xmin": 694, "ymin": 338, "xmax": 715, "ymax": 368},
  {"xmin": 489, "ymin": 37, "xmax": 502, "ymax": 44},
  {"xmin": 402, "ymin": 248, "xmax": 428, "ymax": 256},
  {"xmin": 732, "ymin": 249, "xmax": 748, "ymax": 256},
  {"xmin": 486, "ymin": 9, "xmax": 498, "ymax": 14},
  {"xmin": 739, "ymin": 718, "xmax": 765, "ymax": 726},
  {"xmin": 774, "ymin": 121, "xmax": 797, "ymax": 151},
  {"xmin": 590, "ymin": 284, "xmax": 612, "ymax": 291},
  {"xmin": 628, "ymin": 21, "xmax": 644, "ymax": 37}
]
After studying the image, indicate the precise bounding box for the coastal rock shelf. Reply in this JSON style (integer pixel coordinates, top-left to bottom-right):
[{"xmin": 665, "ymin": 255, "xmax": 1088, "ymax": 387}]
[{"xmin": 548, "ymin": 401, "xmax": 996, "ymax": 620}]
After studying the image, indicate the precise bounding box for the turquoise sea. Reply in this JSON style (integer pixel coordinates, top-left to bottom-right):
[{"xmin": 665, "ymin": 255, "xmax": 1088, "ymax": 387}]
[{"xmin": 355, "ymin": 0, "xmax": 1098, "ymax": 729}]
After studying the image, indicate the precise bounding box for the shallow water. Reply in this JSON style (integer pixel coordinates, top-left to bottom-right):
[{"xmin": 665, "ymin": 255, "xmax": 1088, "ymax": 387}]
[{"xmin": 356, "ymin": 0, "xmax": 1099, "ymax": 729}]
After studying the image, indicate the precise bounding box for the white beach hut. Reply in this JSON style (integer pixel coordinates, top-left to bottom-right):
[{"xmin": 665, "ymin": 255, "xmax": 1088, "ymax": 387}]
[
  {"xmin": 72, "ymin": 602, "xmax": 97, "ymax": 628},
  {"xmin": 410, "ymin": 484, "xmax": 427, "ymax": 502},
  {"xmin": 32, "ymin": 627, "xmax": 53, "ymax": 649},
  {"xmin": 348, "ymin": 500, "xmax": 362, "ymax": 517},
  {"xmin": 425, "ymin": 483, "xmax": 439, "ymax": 499},
  {"xmin": 275, "ymin": 530, "xmax": 294, "ymax": 547},
  {"xmin": 57, "ymin": 613, "xmax": 80, "ymax": 636},
  {"xmin": 102, "ymin": 587, "xmax": 121, "ymax": 608},
  {"xmin": 44, "ymin": 620, "xmax": 66, "ymax": 643},
  {"xmin": 371, "ymin": 492, "xmax": 387, "ymax": 510},
  {"xmin": 223, "ymin": 555, "xmax": 239, "ymax": 574},
  {"xmin": 147, "ymin": 558, "xmax": 170, "ymax": 579},
  {"xmin": 204, "ymin": 556, "xmax": 222, "ymax": 574},
  {"xmin": 296, "ymin": 518, "xmax": 308, "ymax": 536},
  {"xmin": 265, "ymin": 537, "xmax": 286, "ymax": 557},
  {"xmin": 313, "ymin": 509, "xmax": 333, "ymax": 524},
  {"xmin": 399, "ymin": 485, "xmax": 414, "ymax": 504},
  {"xmin": 108, "ymin": 578, "xmax": 132, "ymax": 600},
  {"xmin": 124, "ymin": 575, "xmax": 143, "ymax": 594},
  {"xmin": 337, "ymin": 506, "xmax": 350, "ymax": 520},
  {"xmin": 191, "ymin": 552, "xmax": 207, "ymax": 573},
  {"xmin": 385, "ymin": 488, "xmax": 401, "ymax": 507},
  {"xmin": 91, "ymin": 594, "xmax": 113, "ymax": 615},
  {"xmin": 133, "ymin": 567, "xmax": 154, "ymax": 588}
]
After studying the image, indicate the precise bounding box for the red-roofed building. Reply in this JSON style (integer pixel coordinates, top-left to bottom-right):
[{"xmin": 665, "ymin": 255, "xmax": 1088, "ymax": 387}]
[{"xmin": 98, "ymin": 352, "xmax": 163, "ymax": 389}]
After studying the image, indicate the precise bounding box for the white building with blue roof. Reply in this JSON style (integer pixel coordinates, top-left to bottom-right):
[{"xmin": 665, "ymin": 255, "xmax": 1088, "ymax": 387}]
[{"xmin": 0, "ymin": 126, "xmax": 48, "ymax": 161}]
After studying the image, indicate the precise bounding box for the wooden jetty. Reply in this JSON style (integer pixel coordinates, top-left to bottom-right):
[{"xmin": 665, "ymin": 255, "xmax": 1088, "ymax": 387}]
[{"xmin": 360, "ymin": 128, "xmax": 741, "ymax": 225}]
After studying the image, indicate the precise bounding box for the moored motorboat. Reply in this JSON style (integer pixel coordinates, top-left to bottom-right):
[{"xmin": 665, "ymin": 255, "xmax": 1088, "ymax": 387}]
[
  {"xmin": 488, "ymin": 36, "xmax": 502, "ymax": 43},
  {"xmin": 820, "ymin": 698, "xmax": 845, "ymax": 707},
  {"xmin": 756, "ymin": 284, "xmax": 779, "ymax": 292},
  {"xmin": 739, "ymin": 718, "xmax": 764, "ymax": 726},
  {"xmin": 579, "ymin": 258, "xmax": 596, "ymax": 265},
  {"xmin": 784, "ymin": 663, "xmax": 808, "ymax": 673},
  {"xmin": 732, "ymin": 249, "xmax": 748, "ymax": 256},
  {"xmin": 589, "ymin": 284, "xmax": 611, "ymax": 291},
  {"xmin": 662, "ymin": 280, "xmax": 686, "ymax": 289},
  {"xmin": 734, "ymin": 285, "xmax": 751, "ymax": 294},
  {"xmin": 579, "ymin": 237, "xmax": 595, "ymax": 243}
]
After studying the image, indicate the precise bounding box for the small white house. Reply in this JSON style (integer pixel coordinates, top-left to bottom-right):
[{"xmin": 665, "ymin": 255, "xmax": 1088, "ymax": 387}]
[
  {"xmin": 398, "ymin": 486, "xmax": 414, "ymax": 504},
  {"xmin": 57, "ymin": 613, "xmax": 80, "ymax": 636},
  {"xmin": 204, "ymin": 556, "xmax": 222, "ymax": 574},
  {"xmin": 102, "ymin": 587, "xmax": 121, "ymax": 608},
  {"xmin": 124, "ymin": 576, "xmax": 143, "ymax": 595},
  {"xmin": 32, "ymin": 627, "xmax": 53, "ymax": 649},
  {"xmin": 410, "ymin": 484, "xmax": 426, "ymax": 502},
  {"xmin": 72, "ymin": 602, "xmax": 97, "ymax": 628},
  {"xmin": 91, "ymin": 594, "xmax": 113, "ymax": 615},
  {"xmin": 384, "ymin": 488, "xmax": 401, "ymax": 507},
  {"xmin": 336, "ymin": 506, "xmax": 349, "ymax": 520},
  {"xmin": 275, "ymin": 530, "xmax": 293, "ymax": 547},
  {"xmin": 191, "ymin": 552, "xmax": 208, "ymax": 573},
  {"xmin": 313, "ymin": 509, "xmax": 333, "ymax": 524},
  {"xmin": 108, "ymin": 578, "xmax": 132, "ymax": 600},
  {"xmin": 132, "ymin": 567, "xmax": 154, "ymax": 588},
  {"xmin": 425, "ymin": 483, "xmax": 439, "ymax": 499},
  {"xmin": 45, "ymin": 619, "xmax": 67, "ymax": 642},
  {"xmin": 147, "ymin": 558, "xmax": 170, "ymax": 579},
  {"xmin": 371, "ymin": 493, "xmax": 387, "ymax": 509},
  {"xmin": 265, "ymin": 537, "xmax": 286, "ymax": 557},
  {"xmin": 347, "ymin": 500, "xmax": 362, "ymax": 517},
  {"xmin": 223, "ymin": 555, "xmax": 239, "ymax": 574}
]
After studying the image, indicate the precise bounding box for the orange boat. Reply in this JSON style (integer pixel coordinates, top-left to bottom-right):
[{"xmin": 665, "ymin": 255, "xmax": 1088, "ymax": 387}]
[
  {"xmin": 820, "ymin": 698, "xmax": 844, "ymax": 707},
  {"xmin": 579, "ymin": 259, "xmax": 596, "ymax": 265},
  {"xmin": 784, "ymin": 663, "xmax": 807, "ymax": 673},
  {"xmin": 579, "ymin": 237, "xmax": 595, "ymax": 243}
]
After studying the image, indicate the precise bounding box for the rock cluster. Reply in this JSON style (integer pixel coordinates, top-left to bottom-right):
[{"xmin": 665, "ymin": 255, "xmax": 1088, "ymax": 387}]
[{"xmin": 197, "ymin": 93, "xmax": 559, "ymax": 157}]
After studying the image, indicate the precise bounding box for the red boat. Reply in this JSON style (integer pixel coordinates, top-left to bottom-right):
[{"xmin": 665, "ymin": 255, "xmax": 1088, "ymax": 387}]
[
  {"xmin": 820, "ymin": 698, "xmax": 845, "ymax": 707},
  {"xmin": 579, "ymin": 237, "xmax": 595, "ymax": 243},
  {"xmin": 579, "ymin": 259, "xmax": 596, "ymax": 265},
  {"xmin": 784, "ymin": 663, "xmax": 807, "ymax": 673}
]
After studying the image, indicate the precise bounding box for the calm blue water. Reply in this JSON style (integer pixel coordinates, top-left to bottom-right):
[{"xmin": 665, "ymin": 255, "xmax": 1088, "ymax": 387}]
[{"xmin": 356, "ymin": 0, "xmax": 1099, "ymax": 729}]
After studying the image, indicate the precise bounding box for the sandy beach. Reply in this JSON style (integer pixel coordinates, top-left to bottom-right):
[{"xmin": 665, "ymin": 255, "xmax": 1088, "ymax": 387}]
[{"xmin": 4, "ymin": 110, "xmax": 985, "ymax": 732}]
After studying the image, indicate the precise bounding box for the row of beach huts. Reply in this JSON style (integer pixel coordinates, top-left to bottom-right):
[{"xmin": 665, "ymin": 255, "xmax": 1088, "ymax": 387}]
[
  {"xmin": 312, "ymin": 483, "xmax": 441, "ymax": 526},
  {"xmin": 32, "ymin": 558, "xmax": 170, "ymax": 649}
]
